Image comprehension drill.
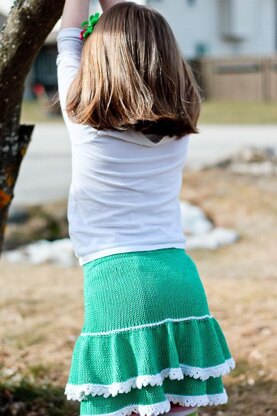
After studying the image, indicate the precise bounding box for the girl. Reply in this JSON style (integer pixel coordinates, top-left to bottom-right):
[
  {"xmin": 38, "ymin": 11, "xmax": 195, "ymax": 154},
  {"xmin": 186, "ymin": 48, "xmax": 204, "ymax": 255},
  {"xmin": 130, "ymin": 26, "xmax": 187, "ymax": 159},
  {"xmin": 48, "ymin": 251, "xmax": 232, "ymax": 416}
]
[{"xmin": 56, "ymin": 1, "xmax": 236, "ymax": 416}]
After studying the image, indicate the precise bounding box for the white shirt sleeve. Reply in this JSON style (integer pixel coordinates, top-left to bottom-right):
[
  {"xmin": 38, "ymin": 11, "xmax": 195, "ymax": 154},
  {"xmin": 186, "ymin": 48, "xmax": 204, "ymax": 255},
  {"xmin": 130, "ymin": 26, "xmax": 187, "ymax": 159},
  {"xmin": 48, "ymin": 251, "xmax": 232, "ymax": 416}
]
[
  {"xmin": 56, "ymin": 27, "xmax": 83, "ymax": 126},
  {"xmin": 56, "ymin": 27, "xmax": 99, "ymax": 143}
]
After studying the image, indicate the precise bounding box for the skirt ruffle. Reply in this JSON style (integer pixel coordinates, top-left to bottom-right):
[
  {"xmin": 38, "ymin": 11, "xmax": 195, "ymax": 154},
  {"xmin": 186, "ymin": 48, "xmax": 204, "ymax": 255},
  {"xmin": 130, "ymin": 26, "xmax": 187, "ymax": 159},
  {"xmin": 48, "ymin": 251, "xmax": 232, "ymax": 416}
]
[
  {"xmin": 79, "ymin": 377, "xmax": 228, "ymax": 416},
  {"xmin": 65, "ymin": 316, "xmax": 235, "ymax": 401}
]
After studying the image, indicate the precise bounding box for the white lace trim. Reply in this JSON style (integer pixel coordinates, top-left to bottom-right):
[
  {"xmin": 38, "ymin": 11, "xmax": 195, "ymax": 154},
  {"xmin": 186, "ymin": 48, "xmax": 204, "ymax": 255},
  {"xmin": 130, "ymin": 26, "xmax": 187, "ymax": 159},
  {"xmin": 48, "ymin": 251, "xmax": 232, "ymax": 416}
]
[
  {"xmin": 81, "ymin": 315, "xmax": 214, "ymax": 337},
  {"xmin": 80, "ymin": 389, "xmax": 228, "ymax": 416},
  {"xmin": 167, "ymin": 389, "xmax": 228, "ymax": 407},
  {"xmin": 65, "ymin": 358, "xmax": 235, "ymax": 401}
]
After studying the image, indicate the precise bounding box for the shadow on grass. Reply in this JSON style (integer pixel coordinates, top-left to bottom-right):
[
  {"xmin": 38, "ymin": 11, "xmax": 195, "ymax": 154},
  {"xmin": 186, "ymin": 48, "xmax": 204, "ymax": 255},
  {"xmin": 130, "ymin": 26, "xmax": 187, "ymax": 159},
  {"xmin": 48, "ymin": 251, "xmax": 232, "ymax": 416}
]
[{"xmin": 0, "ymin": 360, "xmax": 276, "ymax": 416}]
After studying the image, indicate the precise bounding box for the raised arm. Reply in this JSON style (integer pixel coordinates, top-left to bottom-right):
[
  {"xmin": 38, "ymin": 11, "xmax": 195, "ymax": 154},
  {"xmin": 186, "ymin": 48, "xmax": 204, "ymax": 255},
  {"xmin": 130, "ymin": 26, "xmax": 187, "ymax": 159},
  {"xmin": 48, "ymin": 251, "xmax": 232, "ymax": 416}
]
[
  {"xmin": 61, "ymin": 0, "xmax": 90, "ymax": 29},
  {"xmin": 57, "ymin": 0, "xmax": 125, "ymax": 131},
  {"xmin": 60, "ymin": 0, "xmax": 124, "ymax": 29}
]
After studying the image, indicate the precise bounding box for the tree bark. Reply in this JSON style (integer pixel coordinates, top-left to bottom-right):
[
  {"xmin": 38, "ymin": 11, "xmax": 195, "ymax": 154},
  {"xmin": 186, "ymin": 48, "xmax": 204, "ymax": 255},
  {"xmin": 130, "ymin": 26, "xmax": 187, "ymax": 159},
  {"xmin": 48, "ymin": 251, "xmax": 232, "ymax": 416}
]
[{"xmin": 0, "ymin": 0, "xmax": 65, "ymax": 253}]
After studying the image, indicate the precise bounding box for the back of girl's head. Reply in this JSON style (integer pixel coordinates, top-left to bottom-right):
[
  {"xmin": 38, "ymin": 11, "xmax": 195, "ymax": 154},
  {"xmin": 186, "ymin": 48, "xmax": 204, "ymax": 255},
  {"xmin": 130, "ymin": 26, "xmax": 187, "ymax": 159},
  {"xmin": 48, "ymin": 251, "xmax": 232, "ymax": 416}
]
[{"xmin": 66, "ymin": 1, "xmax": 201, "ymax": 138}]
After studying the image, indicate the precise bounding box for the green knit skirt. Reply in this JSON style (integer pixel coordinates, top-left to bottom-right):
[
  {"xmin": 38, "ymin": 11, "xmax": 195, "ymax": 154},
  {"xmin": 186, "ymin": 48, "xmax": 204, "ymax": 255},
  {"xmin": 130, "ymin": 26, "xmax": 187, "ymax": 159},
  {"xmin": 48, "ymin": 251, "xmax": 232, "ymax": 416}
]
[{"xmin": 65, "ymin": 248, "xmax": 235, "ymax": 416}]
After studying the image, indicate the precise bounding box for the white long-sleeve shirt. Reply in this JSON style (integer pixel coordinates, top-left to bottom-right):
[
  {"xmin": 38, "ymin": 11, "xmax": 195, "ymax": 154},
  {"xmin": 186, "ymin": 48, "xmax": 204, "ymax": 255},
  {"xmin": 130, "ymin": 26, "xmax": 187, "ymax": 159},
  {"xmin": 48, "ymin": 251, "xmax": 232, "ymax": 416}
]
[{"xmin": 56, "ymin": 27, "xmax": 190, "ymax": 266}]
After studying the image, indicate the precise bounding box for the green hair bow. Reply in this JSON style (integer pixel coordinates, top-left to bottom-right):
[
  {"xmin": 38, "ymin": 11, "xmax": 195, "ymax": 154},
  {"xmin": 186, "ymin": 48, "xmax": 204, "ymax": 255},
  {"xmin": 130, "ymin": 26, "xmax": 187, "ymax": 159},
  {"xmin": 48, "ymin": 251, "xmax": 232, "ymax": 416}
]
[{"xmin": 80, "ymin": 12, "xmax": 101, "ymax": 41}]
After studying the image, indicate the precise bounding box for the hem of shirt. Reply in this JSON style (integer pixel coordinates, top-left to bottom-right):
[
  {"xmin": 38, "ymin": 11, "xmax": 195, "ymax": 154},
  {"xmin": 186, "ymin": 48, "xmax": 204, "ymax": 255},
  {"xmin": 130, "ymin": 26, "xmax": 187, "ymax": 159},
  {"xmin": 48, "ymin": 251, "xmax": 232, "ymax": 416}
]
[{"xmin": 78, "ymin": 243, "xmax": 187, "ymax": 266}]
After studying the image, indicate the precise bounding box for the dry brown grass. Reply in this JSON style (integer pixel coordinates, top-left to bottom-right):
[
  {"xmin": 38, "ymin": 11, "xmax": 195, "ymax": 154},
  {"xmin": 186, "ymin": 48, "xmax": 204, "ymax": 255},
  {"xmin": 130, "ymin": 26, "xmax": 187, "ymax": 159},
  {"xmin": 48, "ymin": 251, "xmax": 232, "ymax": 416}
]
[{"xmin": 1, "ymin": 167, "xmax": 276, "ymax": 415}]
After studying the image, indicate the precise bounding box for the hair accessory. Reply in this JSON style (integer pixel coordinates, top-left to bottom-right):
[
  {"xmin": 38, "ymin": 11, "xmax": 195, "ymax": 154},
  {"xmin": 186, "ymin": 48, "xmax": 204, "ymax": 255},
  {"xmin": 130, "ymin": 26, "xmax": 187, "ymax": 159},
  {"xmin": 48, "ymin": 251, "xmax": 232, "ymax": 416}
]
[{"xmin": 80, "ymin": 12, "xmax": 101, "ymax": 41}]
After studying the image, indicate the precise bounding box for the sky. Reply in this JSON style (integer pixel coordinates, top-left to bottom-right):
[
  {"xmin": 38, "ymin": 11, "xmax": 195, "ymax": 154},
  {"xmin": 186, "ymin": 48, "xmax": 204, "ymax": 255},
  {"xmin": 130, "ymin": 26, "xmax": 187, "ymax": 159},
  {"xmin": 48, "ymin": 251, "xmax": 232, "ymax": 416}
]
[{"xmin": 0, "ymin": 0, "xmax": 13, "ymax": 15}]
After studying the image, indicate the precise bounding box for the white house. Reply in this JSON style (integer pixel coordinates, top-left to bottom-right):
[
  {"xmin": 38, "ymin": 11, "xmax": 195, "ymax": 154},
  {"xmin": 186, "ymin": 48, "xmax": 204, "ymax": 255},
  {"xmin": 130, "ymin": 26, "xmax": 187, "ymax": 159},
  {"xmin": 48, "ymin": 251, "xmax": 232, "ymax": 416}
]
[
  {"xmin": 93, "ymin": 0, "xmax": 277, "ymax": 58},
  {"xmin": 1, "ymin": 0, "xmax": 276, "ymax": 58},
  {"xmin": 146, "ymin": 0, "xmax": 277, "ymax": 58}
]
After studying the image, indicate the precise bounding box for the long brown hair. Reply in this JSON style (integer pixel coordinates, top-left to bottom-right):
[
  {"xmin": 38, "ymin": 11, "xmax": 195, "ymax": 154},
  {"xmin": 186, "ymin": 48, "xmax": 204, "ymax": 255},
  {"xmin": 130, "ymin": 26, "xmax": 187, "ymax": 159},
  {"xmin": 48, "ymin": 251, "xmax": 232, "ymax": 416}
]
[{"xmin": 66, "ymin": 1, "xmax": 201, "ymax": 138}]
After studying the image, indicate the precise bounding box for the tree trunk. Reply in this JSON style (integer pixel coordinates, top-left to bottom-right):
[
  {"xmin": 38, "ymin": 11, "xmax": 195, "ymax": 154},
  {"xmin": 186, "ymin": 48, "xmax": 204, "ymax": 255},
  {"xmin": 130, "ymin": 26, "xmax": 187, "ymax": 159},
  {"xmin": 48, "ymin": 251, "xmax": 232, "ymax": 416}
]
[{"xmin": 0, "ymin": 0, "xmax": 65, "ymax": 253}]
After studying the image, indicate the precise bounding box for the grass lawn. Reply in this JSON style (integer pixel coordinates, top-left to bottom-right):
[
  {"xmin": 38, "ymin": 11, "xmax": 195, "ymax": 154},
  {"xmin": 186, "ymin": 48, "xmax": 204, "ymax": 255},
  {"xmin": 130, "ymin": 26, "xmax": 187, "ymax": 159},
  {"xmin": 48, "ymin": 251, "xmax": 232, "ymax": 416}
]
[
  {"xmin": 199, "ymin": 101, "xmax": 277, "ymax": 125},
  {"xmin": 21, "ymin": 100, "xmax": 277, "ymax": 125},
  {"xmin": 1, "ymin": 167, "xmax": 276, "ymax": 415}
]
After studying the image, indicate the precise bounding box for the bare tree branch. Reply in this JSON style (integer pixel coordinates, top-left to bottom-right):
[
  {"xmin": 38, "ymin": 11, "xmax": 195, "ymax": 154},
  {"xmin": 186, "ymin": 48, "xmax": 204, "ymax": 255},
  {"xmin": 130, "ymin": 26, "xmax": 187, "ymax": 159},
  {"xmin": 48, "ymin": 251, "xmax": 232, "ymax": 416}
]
[{"xmin": 0, "ymin": 0, "xmax": 65, "ymax": 252}]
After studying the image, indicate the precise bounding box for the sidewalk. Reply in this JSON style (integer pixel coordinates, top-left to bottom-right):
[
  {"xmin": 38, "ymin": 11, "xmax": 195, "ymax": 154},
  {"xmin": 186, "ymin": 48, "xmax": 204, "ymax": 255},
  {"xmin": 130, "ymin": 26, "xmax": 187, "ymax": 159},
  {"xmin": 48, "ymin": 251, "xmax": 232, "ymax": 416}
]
[
  {"xmin": 12, "ymin": 123, "xmax": 277, "ymax": 207},
  {"xmin": 186, "ymin": 124, "xmax": 277, "ymax": 169}
]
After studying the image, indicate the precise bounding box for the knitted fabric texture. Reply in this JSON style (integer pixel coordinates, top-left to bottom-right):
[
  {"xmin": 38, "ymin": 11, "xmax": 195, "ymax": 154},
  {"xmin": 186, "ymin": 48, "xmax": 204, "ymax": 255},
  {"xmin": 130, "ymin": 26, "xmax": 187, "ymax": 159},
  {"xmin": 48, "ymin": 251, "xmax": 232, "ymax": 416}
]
[{"xmin": 64, "ymin": 248, "xmax": 236, "ymax": 416}]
